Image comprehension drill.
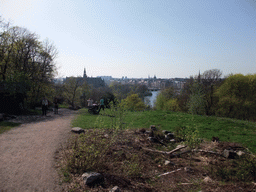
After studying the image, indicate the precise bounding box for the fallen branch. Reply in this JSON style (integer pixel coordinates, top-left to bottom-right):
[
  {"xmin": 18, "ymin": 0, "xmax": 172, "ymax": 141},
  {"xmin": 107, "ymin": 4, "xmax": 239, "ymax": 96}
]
[
  {"xmin": 170, "ymin": 150, "xmax": 191, "ymax": 157},
  {"xmin": 158, "ymin": 168, "xmax": 182, "ymax": 177},
  {"xmin": 142, "ymin": 146, "xmax": 225, "ymax": 158},
  {"xmin": 142, "ymin": 145, "xmax": 187, "ymax": 155},
  {"xmin": 193, "ymin": 149, "xmax": 223, "ymax": 156},
  {"xmin": 170, "ymin": 149, "xmax": 224, "ymax": 158}
]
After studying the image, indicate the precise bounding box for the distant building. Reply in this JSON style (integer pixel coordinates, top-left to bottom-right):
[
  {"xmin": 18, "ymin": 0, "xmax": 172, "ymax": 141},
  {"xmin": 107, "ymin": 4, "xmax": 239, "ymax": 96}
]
[
  {"xmin": 65, "ymin": 68, "xmax": 105, "ymax": 88},
  {"xmin": 97, "ymin": 76, "xmax": 112, "ymax": 85}
]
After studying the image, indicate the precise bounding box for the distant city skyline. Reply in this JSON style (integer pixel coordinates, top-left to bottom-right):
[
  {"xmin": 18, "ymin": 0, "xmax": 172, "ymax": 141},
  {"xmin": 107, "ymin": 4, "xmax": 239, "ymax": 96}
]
[{"xmin": 1, "ymin": 0, "xmax": 255, "ymax": 79}]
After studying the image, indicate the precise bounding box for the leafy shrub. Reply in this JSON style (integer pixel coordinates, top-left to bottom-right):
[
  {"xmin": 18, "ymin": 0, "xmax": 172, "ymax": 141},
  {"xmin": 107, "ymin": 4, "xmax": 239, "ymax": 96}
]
[
  {"xmin": 155, "ymin": 93, "xmax": 166, "ymax": 110},
  {"xmin": 215, "ymin": 74, "xmax": 256, "ymax": 120},
  {"xmin": 121, "ymin": 154, "xmax": 142, "ymax": 177},
  {"xmin": 155, "ymin": 87, "xmax": 181, "ymax": 111},
  {"xmin": 210, "ymin": 155, "xmax": 256, "ymax": 182},
  {"xmin": 188, "ymin": 81, "xmax": 206, "ymax": 115},
  {"xmin": 64, "ymin": 130, "xmax": 113, "ymax": 174},
  {"xmin": 121, "ymin": 94, "xmax": 146, "ymax": 111},
  {"xmin": 165, "ymin": 98, "xmax": 181, "ymax": 111}
]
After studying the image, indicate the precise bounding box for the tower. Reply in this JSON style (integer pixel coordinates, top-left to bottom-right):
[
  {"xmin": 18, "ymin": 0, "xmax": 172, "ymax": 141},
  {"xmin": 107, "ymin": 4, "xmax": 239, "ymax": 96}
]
[
  {"xmin": 198, "ymin": 70, "xmax": 201, "ymax": 83},
  {"xmin": 83, "ymin": 68, "xmax": 87, "ymax": 78}
]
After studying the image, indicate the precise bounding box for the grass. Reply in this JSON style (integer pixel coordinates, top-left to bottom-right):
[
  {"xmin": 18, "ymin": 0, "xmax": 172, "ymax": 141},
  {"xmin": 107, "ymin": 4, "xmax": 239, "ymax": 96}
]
[
  {"xmin": 58, "ymin": 103, "xmax": 70, "ymax": 108},
  {"xmin": 0, "ymin": 121, "xmax": 21, "ymax": 134},
  {"xmin": 72, "ymin": 108, "xmax": 256, "ymax": 153}
]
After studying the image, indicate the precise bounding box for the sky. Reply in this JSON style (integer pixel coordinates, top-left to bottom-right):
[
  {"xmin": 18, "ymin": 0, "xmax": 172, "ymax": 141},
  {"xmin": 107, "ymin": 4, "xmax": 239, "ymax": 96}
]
[{"xmin": 0, "ymin": 0, "xmax": 256, "ymax": 79}]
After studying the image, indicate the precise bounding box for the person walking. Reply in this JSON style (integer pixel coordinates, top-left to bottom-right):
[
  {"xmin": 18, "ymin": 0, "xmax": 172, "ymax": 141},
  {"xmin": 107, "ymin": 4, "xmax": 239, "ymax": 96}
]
[
  {"xmin": 99, "ymin": 98, "xmax": 104, "ymax": 111},
  {"xmin": 54, "ymin": 98, "xmax": 58, "ymax": 114},
  {"xmin": 42, "ymin": 97, "xmax": 48, "ymax": 116},
  {"xmin": 87, "ymin": 98, "xmax": 93, "ymax": 107}
]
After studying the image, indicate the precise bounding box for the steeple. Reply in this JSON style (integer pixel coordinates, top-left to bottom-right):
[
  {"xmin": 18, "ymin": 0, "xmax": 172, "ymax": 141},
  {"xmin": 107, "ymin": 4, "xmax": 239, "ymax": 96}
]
[
  {"xmin": 83, "ymin": 68, "xmax": 87, "ymax": 78},
  {"xmin": 198, "ymin": 70, "xmax": 201, "ymax": 83}
]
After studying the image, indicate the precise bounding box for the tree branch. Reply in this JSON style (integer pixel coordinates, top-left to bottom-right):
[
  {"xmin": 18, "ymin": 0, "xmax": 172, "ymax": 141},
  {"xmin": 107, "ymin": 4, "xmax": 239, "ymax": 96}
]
[
  {"xmin": 142, "ymin": 145, "xmax": 186, "ymax": 155},
  {"xmin": 158, "ymin": 168, "xmax": 182, "ymax": 177}
]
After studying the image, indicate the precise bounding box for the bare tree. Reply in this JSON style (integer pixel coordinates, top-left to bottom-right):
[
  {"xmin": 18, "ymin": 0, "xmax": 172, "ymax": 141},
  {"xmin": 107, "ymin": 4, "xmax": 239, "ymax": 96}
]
[
  {"xmin": 63, "ymin": 77, "xmax": 84, "ymax": 108},
  {"xmin": 201, "ymin": 69, "xmax": 223, "ymax": 115}
]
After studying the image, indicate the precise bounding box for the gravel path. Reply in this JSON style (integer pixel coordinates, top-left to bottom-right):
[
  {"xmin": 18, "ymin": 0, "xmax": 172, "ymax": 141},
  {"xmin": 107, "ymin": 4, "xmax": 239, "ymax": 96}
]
[{"xmin": 0, "ymin": 108, "xmax": 77, "ymax": 192}]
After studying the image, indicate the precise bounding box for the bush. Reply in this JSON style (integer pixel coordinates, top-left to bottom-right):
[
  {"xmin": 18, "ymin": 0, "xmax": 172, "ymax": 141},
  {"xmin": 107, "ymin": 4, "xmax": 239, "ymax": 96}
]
[
  {"xmin": 165, "ymin": 98, "xmax": 181, "ymax": 111},
  {"xmin": 155, "ymin": 93, "xmax": 166, "ymax": 110},
  {"xmin": 210, "ymin": 155, "xmax": 256, "ymax": 182},
  {"xmin": 121, "ymin": 94, "xmax": 146, "ymax": 111},
  {"xmin": 155, "ymin": 87, "xmax": 181, "ymax": 111},
  {"xmin": 188, "ymin": 80, "xmax": 206, "ymax": 115},
  {"xmin": 215, "ymin": 74, "xmax": 256, "ymax": 120}
]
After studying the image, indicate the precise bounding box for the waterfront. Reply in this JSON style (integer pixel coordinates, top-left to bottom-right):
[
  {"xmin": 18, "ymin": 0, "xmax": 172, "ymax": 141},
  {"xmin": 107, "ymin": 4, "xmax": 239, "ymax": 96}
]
[{"xmin": 144, "ymin": 91, "xmax": 160, "ymax": 108}]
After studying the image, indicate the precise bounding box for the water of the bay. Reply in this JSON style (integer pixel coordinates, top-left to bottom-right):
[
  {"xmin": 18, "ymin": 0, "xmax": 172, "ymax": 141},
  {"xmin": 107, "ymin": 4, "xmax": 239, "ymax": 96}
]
[{"xmin": 144, "ymin": 91, "xmax": 160, "ymax": 108}]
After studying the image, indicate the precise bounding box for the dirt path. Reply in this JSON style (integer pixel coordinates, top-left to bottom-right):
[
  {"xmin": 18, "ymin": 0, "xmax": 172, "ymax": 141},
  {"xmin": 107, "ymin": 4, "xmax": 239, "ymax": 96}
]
[{"xmin": 0, "ymin": 109, "xmax": 77, "ymax": 192}]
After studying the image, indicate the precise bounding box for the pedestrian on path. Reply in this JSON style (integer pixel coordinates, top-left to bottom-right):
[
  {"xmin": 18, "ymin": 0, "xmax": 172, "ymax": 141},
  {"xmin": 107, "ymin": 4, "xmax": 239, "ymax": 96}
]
[
  {"xmin": 42, "ymin": 97, "xmax": 48, "ymax": 116},
  {"xmin": 99, "ymin": 98, "xmax": 105, "ymax": 111},
  {"xmin": 87, "ymin": 98, "xmax": 93, "ymax": 107},
  {"xmin": 54, "ymin": 98, "xmax": 58, "ymax": 114}
]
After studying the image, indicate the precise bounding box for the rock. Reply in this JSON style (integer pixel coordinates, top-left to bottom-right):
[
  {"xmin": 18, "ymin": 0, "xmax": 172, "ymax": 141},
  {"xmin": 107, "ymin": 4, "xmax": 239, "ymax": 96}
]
[
  {"xmin": 164, "ymin": 133, "xmax": 174, "ymax": 139},
  {"xmin": 170, "ymin": 139, "xmax": 176, "ymax": 143},
  {"xmin": 148, "ymin": 137, "xmax": 158, "ymax": 142},
  {"xmin": 139, "ymin": 128, "xmax": 146, "ymax": 133},
  {"xmin": 148, "ymin": 137, "xmax": 166, "ymax": 146},
  {"xmin": 110, "ymin": 186, "xmax": 121, "ymax": 192},
  {"xmin": 149, "ymin": 130, "xmax": 154, "ymax": 137},
  {"xmin": 167, "ymin": 133, "xmax": 174, "ymax": 139},
  {"xmin": 237, "ymin": 150, "xmax": 245, "ymax": 157},
  {"xmin": 162, "ymin": 130, "xmax": 171, "ymax": 134},
  {"xmin": 164, "ymin": 160, "xmax": 171, "ymax": 165},
  {"xmin": 82, "ymin": 172, "xmax": 104, "ymax": 186},
  {"xmin": 164, "ymin": 160, "xmax": 175, "ymax": 166},
  {"xmin": 165, "ymin": 135, "xmax": 170, "ymax": 139},
  {"xmin": 223, "ymin": 149, "xmax": 237, "ymax": 159},
  {"xmin": 203, "ymin": 176, "xmax": 213, "ymax": 183},
  {"xmin": 71, "ymin": 127, "xmax": 85, "ymax": 134},
  {"xmin": 150, "ymin": 125, "xmax": 157, "ymax": 131},
  {"xmin": 212, "ymin": 137, "xmax": 219, "ymax": 142}
]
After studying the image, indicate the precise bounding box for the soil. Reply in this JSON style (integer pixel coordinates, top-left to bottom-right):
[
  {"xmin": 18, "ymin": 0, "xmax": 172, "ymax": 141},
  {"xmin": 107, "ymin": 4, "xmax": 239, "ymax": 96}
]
[
  {"xmin": 58, "ymin": 128, "xmax": 256, "ymax": 192},
  {"xmin": 0, "ymin": 108, "xmax": 77, "ymax": 192}
]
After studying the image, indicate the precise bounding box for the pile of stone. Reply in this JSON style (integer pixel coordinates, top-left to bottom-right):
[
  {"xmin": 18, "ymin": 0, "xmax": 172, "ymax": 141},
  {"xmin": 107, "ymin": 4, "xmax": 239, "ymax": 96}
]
[
  {"xmin": 141, "ymin": 125, "xmax": 177, "ymax": 145},
  {"xmin": 82, "ymin": 172, "xmax": 121, "ymax": 191}
]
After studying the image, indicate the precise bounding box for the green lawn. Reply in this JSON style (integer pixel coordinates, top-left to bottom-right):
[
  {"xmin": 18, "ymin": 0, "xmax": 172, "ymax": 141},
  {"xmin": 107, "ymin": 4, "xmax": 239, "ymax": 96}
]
[
  {"xmin": 73, "ymin": 108, "xmax": 256, "ymax": 153},
  {"xmin": 58, "ymin": 103, "xmax": 70, "ymax": 109},
  {"xmin": 0, "ymin": 121, "xmax": 21, "ymax": 134}
]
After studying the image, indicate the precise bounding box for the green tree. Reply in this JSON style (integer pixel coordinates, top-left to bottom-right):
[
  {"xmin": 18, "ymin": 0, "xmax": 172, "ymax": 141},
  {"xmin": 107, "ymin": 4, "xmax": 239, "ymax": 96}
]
[
  {"xmin": 63, "ymin": 77, "xmax": 86, "ymax": 108},
  {"xmin": 109, "ymin": 82, "xmax": 132, "ymax": 101},
  {"xmin": 215, "ymin": 74, "xmax": 256, "ymax": 120},
  {"xmin": 177, "ymin": 77, "xmax": 194, "ymax": 112},
  {"xmin": 121, "ymin": 94, "xmax": 145, "ymax": 111},
  {"xmin": 201, "ymin": 69, "xmax": 223, "ymax": 115},
  {"xmin": 155, "ymin": 86, "xmax": 180, "ymax": 111},
  {"xmin": 0, "ymin": 17, "xmax": 57, "ymax": 110},
  {"xmin": 165, "ymin": 98, "xmax": 181, "ymax": 111},
  {"xmin": 188, "ymin": 79, "xmax": 206, "ymax": 115}
]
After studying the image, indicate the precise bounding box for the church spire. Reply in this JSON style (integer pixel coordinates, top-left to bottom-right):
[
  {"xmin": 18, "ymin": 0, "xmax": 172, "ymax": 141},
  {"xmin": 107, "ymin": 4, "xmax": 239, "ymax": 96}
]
[
  {"xmin": 198, "ymin": 70, "xmax": 201, "ymax": 83},
  {"xmin": 83, "ymin": 68, "xmax": 87, "ymax": 78}
]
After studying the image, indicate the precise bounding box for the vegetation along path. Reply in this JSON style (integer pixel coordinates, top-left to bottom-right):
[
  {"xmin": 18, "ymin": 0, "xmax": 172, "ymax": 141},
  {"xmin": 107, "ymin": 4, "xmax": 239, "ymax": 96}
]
[{"xmin": 0, "ymin": 108, "xmax": 77, "ymax": 191}]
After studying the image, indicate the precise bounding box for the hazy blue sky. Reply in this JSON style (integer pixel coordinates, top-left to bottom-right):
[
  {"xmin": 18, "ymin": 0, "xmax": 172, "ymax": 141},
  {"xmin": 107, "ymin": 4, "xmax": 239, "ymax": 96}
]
[{"xmin": 1, "ymin": 0, "xmax": 255, "ymax": 78}]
